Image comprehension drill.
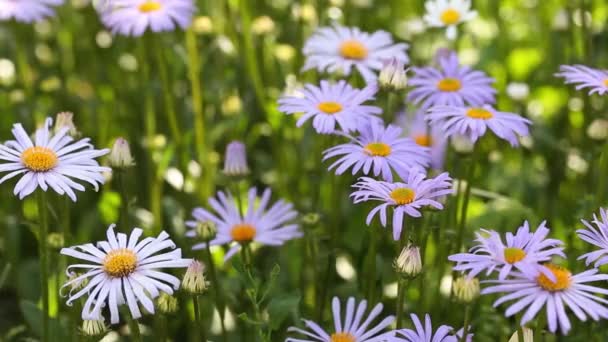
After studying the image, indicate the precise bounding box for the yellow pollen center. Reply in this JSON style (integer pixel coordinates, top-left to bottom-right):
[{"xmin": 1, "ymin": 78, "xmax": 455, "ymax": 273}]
[
  {"xmin": 330, "ymin": 333, "xmax": 356, "ymax": 342},
  {"xmin": 103, "ymin": 249, "xmax": 138, "ymax": 278},
  {"xmin": 503, "ymin": 247, "xmax": 526, "ymax": 264},
  {"xmin": 604, "ymin": 79, "xmax": 608, "ymax": 87},
  {"xmin": 317, "ymin": 101, "xmax": 343, "ymax": 114},
  {"xmin": 414, "ymin": 134, "xmax": 433, "ymax": 147},
  {"xmin": 21, "ymin": 146, "xmax": 58, "ymax": 172},
  {"xmin": 364, "ymin": 142, "xmax": 392, "ymax": 157},
  {"xmin": 339, "ymin": 40, "xmax": 368, "ymax": 60},
  {"xmin": 390, "ymin": 188, "xmax": 416, "ymax": 205},
  {"xmin": 138, "ymin": 1, "xmax": 162, "ymax": 13},
  {"xmin": 231, "ymin": 223, "xmax": 257, "ymax": 242},
  {"xmin": 437, "ymin": 78, "xmax": 462, "ymax": 92},
  {"xmin": 466, "ymin": 108, "xmax": 494, "ymax": 120},
  {"xmin": 536, "ymin": 264, "xmax": 572, "ymax": 291},
  {"xmin": 441, "ymin": 8, "xmax": 461, "ymax": 25}
]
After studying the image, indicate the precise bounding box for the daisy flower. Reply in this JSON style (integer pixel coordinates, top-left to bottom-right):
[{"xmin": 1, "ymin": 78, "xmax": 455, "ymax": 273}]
[
  {"xmin": 0, "ymin": 0, "xmax": 63, "ymax": 23},
  {"xmin": 396, "ymin": 110, "xmax": 447, "ymax": 170},
  {"xmin": 322, "ymin": 122, "xmax": 430, "ymax": 182},
  {"xmin": 577, "ymin": 208, "xmax": 608, "ymax": 267},
  {"xmin": 302, "ymin": 25, "xmax": 409, "ymax": 81},
  {"xmin": 555, "ymin": 65, "xmax": 608, "ymax": 96},
  {"xmin": 482, "ymin": 265, "xmax": 608, "ymax": 334},
  {"xmin": 393, "ymin": 313, "xmax": 472, "ymax": 342},
  {"xmin": 448, "ymin": 221, "xmax": 565, "ymax": 280},
  {"xmin": 100, "ymin": 0, "xmax": 195, "ymax": 37},
  {"xmin": 186, "ymin": 187, "xmax": 301, "ymax": 261},
  {"xmin": 60, "ymin": 224, "xmax": 191, "ymax": 324},
  {"xmin": 0, "ymin": 117, "xmax": 110, "ymax": 201},
  {"xmin": 351, "ymin": 172, "xmax": 453, "ymax": 240},
  {"xmin": 426, "ymin": 104, "xmax": 532, "ymax": 146},
  {"xmin": 407, "ymin": 51, "xmax": 495, "ymax": 110},
  {"xmin": 423, "ymin": 0, "xmax": 477, "ymax": 40},
  {"xmin": 278, "ymin": 80, "xmax": 382, "ymax": 134},
  {"xmin": 286, "ymin": 296, "xmax": 396, "ymax": 342}
]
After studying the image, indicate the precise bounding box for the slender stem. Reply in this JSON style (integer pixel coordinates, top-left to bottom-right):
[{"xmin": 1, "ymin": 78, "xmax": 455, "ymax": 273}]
[
  {"xmin": 154, "ymin": 37, "xmax": 181, "ymax": 146},
  {"xmin": 365, "ymin": 226, "xmax": 378, "ymax": 302},
  {"xmin": 37, "ymin": 191, "xmax": 49, "ymax": 342},
  {"xmin": 395, "ymin": 278, "xmax": 407, "ymax": 328},
  {"xmin": 238, "ymin": 0, "xmax": 267, "ymax": 114},
  {"xmin": 126, "ymin": 315, "xmax": 142, "ymax": 342},
  {"xmin": 459, "ymin": 305, "xmax": 471, "ymax": 342},
  {"xmin": 204, "ymin": 245, "xmax": 228, "ymax": 342},
  {"xmin": 193, "ymin": 295, "xmax": 208, "ymax": 342},
  {"xmin": 534, "ymin": 311, "xmax": 546, "ymax": 342},
  {"xmin": 116, "ymin": 170, "xmax": 130, "ymax": 229},
  {"xmin": 456, "ymin": 148, "xmax": 478, "ymax": 252}
]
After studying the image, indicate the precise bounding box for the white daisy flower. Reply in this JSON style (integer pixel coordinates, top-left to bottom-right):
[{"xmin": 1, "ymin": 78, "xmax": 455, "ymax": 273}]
[
  {"xmin": 61, "ymin": 224, "xmax": 191, "ymax": 324},
  {"xmin": 423, "ymin": 0, "xmax": 477, "ymax": 40},
  {"xmin": 0, "ymin": 118, "xmax": 110, "ymax": 201},
  {"xmin": 302, "ymin": 25, "xmax": 409, "ymax": 81}
]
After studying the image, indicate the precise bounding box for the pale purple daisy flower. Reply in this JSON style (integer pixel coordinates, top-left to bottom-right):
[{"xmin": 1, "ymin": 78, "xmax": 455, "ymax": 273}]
[
  {"xmin": 396, "ymin": 110, "xmax": 447, "ymax": 170},
  {"xmin": 351, "ymin": 173, "xmax": 453, "ymax": 240},
  {"xmin": 0, "ymin": 117, "xmax": 110, "ymax": 201},
  {"xmin": 278, "ymin": 80, "xmax": 382, "ymax": 135},
  {"xmin": 482, "ymin": 265, "xmax": 608, "ymax": 334},
  {"xmin": 423, "ymin": 0, "xmax": 477, "ymax": 40},
  {"xmin": 60, "ymin": 224, "xmax": 191, "ymax": 324},
  {"xmin": 577, "ymin": 208, "xmax": 608, "ymax": 267},
  {"xmin": 0, "ymin": 0, "xmax": 63, "ymax": 23},
  {"xmin": 286, "ymin": 296, "xmax": 396, "ymax": 342},
  {"xmin": 302, "ymin": 25, "xmax": 409, "ymax": 81},
  {"xmin": 223, "ymin": 141, "xmax": 250, "ymax": 177},
  {"xmin": 426, "ymin": 104, "xmax": 532, "ymax": 146},
  {"xmin": 556, "ymin": 65, "xmax": 608, "ymax": 96},
  {"xmin": 322, "ymin": 122, "xmax": 430, "ymax": 182},
  {"xmin": 100, "ymin": 0, "xmax": 195, "ymax": 37},
  {"xmin": 186, "ymin": 188, "xmax": 301, "ymax": 261},
  {"xmin": 449, "ymin": 221, "xmax": 565, "ymax": 281},
  {"xmin": 392, "ymin": 314, "xmax": 472, "ymax": 342},
  {"xmin": 407, "ymin": 52, "xmax": 495, "ymax": 110}
]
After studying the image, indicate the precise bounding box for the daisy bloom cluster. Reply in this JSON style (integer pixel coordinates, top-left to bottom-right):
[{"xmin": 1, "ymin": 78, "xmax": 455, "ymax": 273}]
[
  {"xmin": 423, "ymin": 0, "xmax": 477, "ymax": 40},
  {"xmin": 302, "ymin": 25, "xmax": 409, "ymax": 81},
  {"xmin": 0, "ymin": 0, "xmax": 63, "ymax": 23}
]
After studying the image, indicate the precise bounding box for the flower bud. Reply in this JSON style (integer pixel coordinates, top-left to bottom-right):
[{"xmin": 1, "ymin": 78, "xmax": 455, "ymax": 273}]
[
  {"xmin": 108, "ymin": 137, "xmax": 135, "ymax": 169},
  {"xmin": 508, "ymin": 327, "xmax": 533, "ymax": 342},
  {"xmin": 379, "ymin": 58, "xmax": 408, "ymax": 91},
  {"xmin": 81, "ymin": 319, "xmax": 107, "ymax": 337},
  {"xmin": 452, "ymin": 276, "xmax": 480, "ymax": 303},
  {"xmin": 47, "ymin": 233, "xmax": 64, "ymax": 249},
  {"xmin": 156, "ymin": 292, "xmax": 179, "ymax": 314},
  {"xmin": 223, "ymin": 141, "xmax": 250, "ymax": 177},
  {"xmin": 394, "ymin": 244, "xmax": 422, "ymax": 277},
  {"xmin": 54, "ymin": 112, "xmax": 79, "ymax": 137},
  {"xmin": 195, "ymin": 220, "xmax": 217, "ymax": 241},
  {"xmin": 182, "ymin": 260, "xmax": 209, "ymax": 294}
]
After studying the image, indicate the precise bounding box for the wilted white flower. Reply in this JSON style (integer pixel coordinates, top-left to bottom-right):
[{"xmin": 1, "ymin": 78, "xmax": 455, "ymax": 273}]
[
  {"xmin": 379, "ymin": 58, "xmax": 408, "ymax": 91},
  {"xmin": 108, "ymin": 137, "xmax": 135, "ymax": 169},
  {"xmin": 394, "ymin": 244, "xmax": 422, "ymax": 277},
  {"xmin": 182, "ymin": 260, "xmax": 209, "ymax": 294}
]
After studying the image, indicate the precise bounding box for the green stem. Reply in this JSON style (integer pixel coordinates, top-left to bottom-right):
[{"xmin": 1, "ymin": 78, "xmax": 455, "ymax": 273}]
[
  {"xmin": 154, "ymin": 37, "xmax": 181, "ymax": 146},
  {"xmin": 395, "ymin": 278, "xmax": 407, "ymax": 328},
  {"xmin": 204, "ymin": 244, "xmax": 228, "ymax": 342},
  {"xmin": 238, "ymin": 0, "xmax": 267, "ymax": 114},
  {"xmin": 116, "ymin": 170, "xmax": 130, "ymax": 229},
  {"xmin": 534, "ymin": 310, "xmax": 546, "ymax": 342},
  {"xmin": 365, "ymin": 226, "xmax": 378, "ymax": 302},
  {"xmin": 37, "ymin": 191, "xmax": 49, "ymax": 342},
  {"xmin": 193, "ymin": 295, "xmax": 208, "ymax": 342},
  {"xmin": 459, "ymin": 305, "xmax": 471, "ymax": 342},
  {"xmin": 455, "ymin": 148, "xmax": 478, "ymax": 252},
  {"xmin": 126, "ymin": 315, "xmax": 142, "ymax": 342}
]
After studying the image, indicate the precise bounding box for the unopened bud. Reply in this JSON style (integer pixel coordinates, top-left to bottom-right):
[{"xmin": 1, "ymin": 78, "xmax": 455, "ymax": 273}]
[
  {"xmin": 195, "ymin": 220, "xmax": 217, "ymax": 241},
  {"xmin": 156, "ymin": 292, "xmax": 179, "ymax": 314},
  {"xmin": 182, "ymin": 260, "xmax": 209, "ymax": 294},
  {"xmin": 452, "ymin": 276, "xmax": 480, "ymax": 303},
  {"xmin": 223, "ymin": 141, "xmax": 250, "ymax": 177},
  {"xmin": 108, "ymin": 137, "xmax": 135, "ymax": 169},
  {"xmin": 379, "ymin": 58, "xmax": 408, "ymax": 91},
  {"xmin": 54, "ymin": 112, "xmax": 79, "ymax": 137},
  {"xmin": 81, "ymin": 319, "xmax": 107, "ymax": 337},
  {"xmin": 394, "ymin": 244, "xmax": 422, "ymax": 277},
  {"xmin": 47, "ymin": 233, "xmax": 64, "ymax": 249}
]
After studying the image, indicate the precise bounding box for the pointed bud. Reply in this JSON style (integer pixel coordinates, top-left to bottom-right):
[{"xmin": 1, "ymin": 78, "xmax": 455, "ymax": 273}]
[
  {"xmin": 195, "ymin": 220, "xmax": 217, "ymax": 241},
  {"xmin": 108, "ymin": 137, "xmax": 135, "ymax": 169},
  {"xmin": 81, "ymin": 319, "xmax": 107, "ymax": 337},
  {"xmin": 54, "ymin": 112, "xmax": 79, "ymax": 137},
  {"xmin": 452, "ymin": 276, "xmax": 480, "ymax": 303},
  {"xmin": 223, "ymin": 141, "xmax": 250, "ymax": 177},
  {"xmin": 508, "ymin": 327, "xmax": 533, "ymax": 342},
  {"xmin": 379, "ymin": 58, "xmax": 408, "ymax": 91},
  {"xmin": 156, "ymin": 292, "xmax": 179, "ymax": 314},
  {"xmin": 394, "ymin": 244, "xmax": 422, "ymax": 277},
  {"xmin": 182, "ymin": 260, "xmax": 209, "ymax": 294}
]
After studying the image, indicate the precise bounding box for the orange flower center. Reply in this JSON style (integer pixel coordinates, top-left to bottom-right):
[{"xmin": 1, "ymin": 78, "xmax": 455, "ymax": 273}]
[
  {"xmin": 603, "ymin": 79, "xmax": 608, "ymax": 87},
  {"xmin": 466, "ymin": 108, "xmax": 493, "ymax": 120},
  {"xmin": 139, "ymin": 1, "xmax": 162, "ymax": 13},
  {"xmin": 503, "ymin": 247, "xmax": 526, "ymax": 264},
  {"xmin": 414, "ymin": 134, "xmax": 433, "ymax": 147},
  {"xmin": 21, "ymin": 146, "xmax": 58, "ymax": 172},
  {"xmin": 536, "ymin": 264, "xmax": 571, "ymax": 292},
  {"xmin": 441, "ymin": 8, "xmax": 461, "ymax": 25},
  {"xmin": 390, "ymin": 188, "xmax": 416, "ymax": 205},
  {"xmin": 339, "ymin": 40, "xmax": 368, "ymax": 60},
  {"xmin": 317, "ymin": 101, "xmax": 343, "ymax": 114},
  {"xmin": 364, "ymin": 142, "xmax": 392, "ymax": 157},
  {"xmin": 231, "ymin": 223, "xmax": 257, "ymax": 242},
  {"xmin": 437, "ymin": 78, "xmax": 462, "ymax": 92},
  {"xmin": 103, "ymin": 249, "xmax": 138, "ymax": 278},
  {"xmin": 330, "ymin": 332, "xmax": 356, "ymax": 342}
]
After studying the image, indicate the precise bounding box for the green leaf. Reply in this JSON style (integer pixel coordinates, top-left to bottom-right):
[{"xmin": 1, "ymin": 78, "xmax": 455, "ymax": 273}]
[
  {"xmin": 19, "ymin": 300, "xmax": 67, "ymax": 340},
  {"xmin": 267, "ymin": 293, "xmax": 300, "ymax": 331}
]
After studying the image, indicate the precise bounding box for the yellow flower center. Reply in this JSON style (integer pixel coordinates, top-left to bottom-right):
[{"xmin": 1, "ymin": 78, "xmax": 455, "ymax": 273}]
[
  {"xmin": 317, "ymin": 101, "xmax": 343, "ymax": 114},
  {"xmin": 138, "ymin": 1, "xmax": 162, "ymax": 13},
  {"xmin": 21, "ymin": 146, "xmax": 58, "ymax": 172},
  {"xmin": 330, "ymin": 333, "xmax": 356, "ymax": 342},
  {"xmin": 536, "ymin": 264, "xmax": 572, "ymax": 292},
  {"xmin": 603, "ymin": 79, "xmax": 608, "ymax": 87},
  {"xmin": 437, "ymin": 78, "xmax": 462, "ymax": 92},
  {"xmin": 466, "ymin": 108, "xmax": 494, "ymax": 120},
  {"xmin": 364, "ymin": 142, "xmax": 392, "ymax": 157},
  {"xmin": 390, "ymin": 188, "xmax": 416, "ymax": 205},
  {"xmin": 339, "ymin": 40, "xmax": 368, "ymax": 60},
  {"xmin": 503, "ymin": 247, "xmax": 526, "ymax": 264},
  {"xmin": 414, "ymin": 134, "xmax": 433, "ymax": 147},
  {"xmin": 103, "ymin": 249, "xmax": 138, "ymax": 278},
  {"xmin": 231, "ymin": 223, "xmax": 257, "ymax": 242},
  {"xmin": 441, "ymin": 8, "xmax": 461, "ymax": 25}
]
